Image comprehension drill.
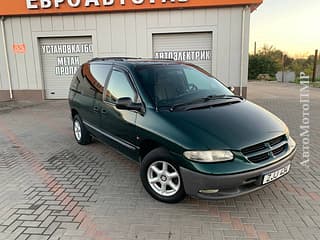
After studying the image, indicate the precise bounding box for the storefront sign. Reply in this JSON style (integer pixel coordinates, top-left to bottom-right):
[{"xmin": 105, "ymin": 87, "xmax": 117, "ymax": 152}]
[
  {"xmin": 41, "ymin": 43, "xmax": 93, "ymax": 76},
  {"xmin": 0, "ymin": 0, "xmax": 263, "ymax": 16},
  {"xmin": 13, "ymin": 44, "xmax": 26, "ymax": 54},
  {"xmin": 154, "ymin": 50, "xmax": 211, "ymax": 61},
  {"xmin": 26, "ymin": 0, "xmax": 188, "ymax": 9}
]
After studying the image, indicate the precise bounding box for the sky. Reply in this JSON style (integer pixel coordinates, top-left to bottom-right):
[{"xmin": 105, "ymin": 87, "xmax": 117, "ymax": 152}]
[{"xmin": 250, "ymin": 0, "xmax": 320, "ymax": 58}]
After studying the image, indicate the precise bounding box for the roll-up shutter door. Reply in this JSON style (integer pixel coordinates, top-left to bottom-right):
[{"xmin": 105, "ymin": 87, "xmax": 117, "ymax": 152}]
[
  {"xmin": 40, "ymin": 37, "xmax": 93, "ymax": 99},
  {"xmin": 153, "ymin": 32, "xmax": 213, "ymax": 73}
]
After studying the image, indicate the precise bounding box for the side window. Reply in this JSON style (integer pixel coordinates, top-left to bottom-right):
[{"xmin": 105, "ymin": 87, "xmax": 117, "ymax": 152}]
[
  {"xmin": 80, "ymin": 63, "xmax": 111, "ymax": 99},
  {"xmin": 89, "ymin": 64, "xmax": 111, "ymax": 92},
  {"xmin": 105, "ymin": 70, "xmax": 136, "ymax": 103}
]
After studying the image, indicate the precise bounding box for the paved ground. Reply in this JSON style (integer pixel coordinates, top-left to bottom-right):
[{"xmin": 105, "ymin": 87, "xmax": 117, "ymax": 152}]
[{"xmin": 0, "ymin": 81, "xmax": 319, "ymax": 240}]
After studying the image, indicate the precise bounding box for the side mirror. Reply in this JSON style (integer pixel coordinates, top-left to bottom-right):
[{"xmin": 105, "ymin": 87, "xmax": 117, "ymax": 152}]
[
  {"xmin": 228, "ymin": 86, "xmax": 235, "ymax": 93},
  {"xmin": 116, "ymin": 97, "xmax": 143, "ymax": 112}
]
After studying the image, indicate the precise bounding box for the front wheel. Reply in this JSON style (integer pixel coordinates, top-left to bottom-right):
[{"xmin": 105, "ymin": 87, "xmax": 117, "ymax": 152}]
[
  {"xmin": 140, "ymin": 148, "xmax": 186, "ymax": 203},
  {"xmin": 73, "ymin": 115, "xmax": 92, "ymax": 145}
]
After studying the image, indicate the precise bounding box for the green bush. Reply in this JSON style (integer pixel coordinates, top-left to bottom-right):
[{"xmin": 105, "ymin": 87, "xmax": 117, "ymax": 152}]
[{"xmin": 249, "ymin": 55, "xmax": 280, "ymax": 80}]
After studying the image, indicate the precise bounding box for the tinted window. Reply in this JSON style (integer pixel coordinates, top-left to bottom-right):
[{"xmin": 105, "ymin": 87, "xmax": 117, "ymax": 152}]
[
  {"xmin": 90, "ymin": 64, "xmax": 111, "ymax": 89},
  {"xmin": 80, "ymin": 63, "xmax": 111, "ymax": 99},
  {"xmin": 135, "ymin": 64, "xmax": 232, "ymax": 107},
  {"xmin": 105, "ymin": 70, "xmax": 136, "ymax": 103}
]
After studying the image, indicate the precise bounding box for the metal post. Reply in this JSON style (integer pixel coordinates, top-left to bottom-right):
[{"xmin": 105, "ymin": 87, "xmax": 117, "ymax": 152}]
[
  {"xmin": 1, "ymin": 16, "xmax": 13, "ymax": 100},
  {"xmin": 312, "ymin": 49, "xmax": 318, "ymax": 82},
  {"xmin": 240, "ymin": 5, "xmax": 249, "ymax": 97},
  {"xmin": 281, "ymin": 54, "xmax": 285, "ymax": 83}
]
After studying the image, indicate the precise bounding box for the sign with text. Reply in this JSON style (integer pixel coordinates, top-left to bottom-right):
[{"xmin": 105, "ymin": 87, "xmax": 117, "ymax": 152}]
[
  {"xmin": 13, "ymin": 44, "xmax": 26, "ymax": 54},
  {"xmin": 41, "ymin": 43, "xmax": 93, "ymax": 76},
  {"xmin": 0, "ymin": 0, "xmax": 262, "ymax": 16},
  {"xmin": 154, "ymin": 50, "xmax": 212, "ymax": 61}
]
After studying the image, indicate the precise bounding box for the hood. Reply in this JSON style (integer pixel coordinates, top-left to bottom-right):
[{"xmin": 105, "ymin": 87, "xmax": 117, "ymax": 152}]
[{"xmin": 159, "ymin": 100, "xmax": 288, "ymax": 150}]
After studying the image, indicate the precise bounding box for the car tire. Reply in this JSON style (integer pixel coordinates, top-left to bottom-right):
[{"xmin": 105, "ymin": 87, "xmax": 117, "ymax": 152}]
[
  {"xmin": 73, "ymin": 115, "xmax": 92, "ymax": 145},
  {"xmin": 140, "ymin": 147, "xmax": 186, "ymax": 203}
]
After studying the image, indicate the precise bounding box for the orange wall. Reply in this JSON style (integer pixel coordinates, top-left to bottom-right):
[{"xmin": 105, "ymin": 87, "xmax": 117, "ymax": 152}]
[{"xmin": 0, "ymin": 0, "xmax": 262, "ymax": 16}]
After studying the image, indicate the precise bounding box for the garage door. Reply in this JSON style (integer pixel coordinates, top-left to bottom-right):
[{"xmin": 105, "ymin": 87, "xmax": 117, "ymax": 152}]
[
  {"xmin": 40, "ymin": 37, "xmax": 93, "ymax": 99},
  {"xmin": 153, "ymin": 32, "xmax": 213, "ymax": 73}
]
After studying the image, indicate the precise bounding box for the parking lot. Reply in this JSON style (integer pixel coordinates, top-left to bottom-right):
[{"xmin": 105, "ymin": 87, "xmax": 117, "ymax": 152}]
[{"xmin": 0, "ymin": 81, "xmax": 319, "ymax": 240}]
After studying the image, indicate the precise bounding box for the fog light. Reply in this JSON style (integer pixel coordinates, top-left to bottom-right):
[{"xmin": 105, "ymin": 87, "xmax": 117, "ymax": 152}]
[{"xmin": 199, "ymin": 189, "xmax": 219, "ymax": 194}]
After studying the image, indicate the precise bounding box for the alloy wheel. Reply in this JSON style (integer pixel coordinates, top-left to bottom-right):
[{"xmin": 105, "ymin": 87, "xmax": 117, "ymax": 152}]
[
  {"xmin": 74, "ymin": 120, "xmax": 82, "ymax": 141},
  {"xmin": 147, "ymin": 161, "xmax": 181, "ymax": 197}
]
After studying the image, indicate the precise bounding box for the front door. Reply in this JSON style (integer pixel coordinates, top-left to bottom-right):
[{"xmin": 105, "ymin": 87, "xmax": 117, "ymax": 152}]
[{"xmin": 100, "ymin": 67, "xmax": 139, "ymax": 159}]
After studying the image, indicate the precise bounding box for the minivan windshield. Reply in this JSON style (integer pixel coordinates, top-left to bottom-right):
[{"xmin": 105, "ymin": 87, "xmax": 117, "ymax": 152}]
[{"xmin": 135, "ymin": 64, "xmax": 233, "ymax": 109}]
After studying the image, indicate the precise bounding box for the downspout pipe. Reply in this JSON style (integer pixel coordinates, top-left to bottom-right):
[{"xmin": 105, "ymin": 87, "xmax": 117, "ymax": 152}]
[
  {"xmin": 240, "ymin": 5, "xmax": 249, "ymax": 97},
  {"xmin": 1, "ymin": 16, "xmax": 13, "ymax": 100}
]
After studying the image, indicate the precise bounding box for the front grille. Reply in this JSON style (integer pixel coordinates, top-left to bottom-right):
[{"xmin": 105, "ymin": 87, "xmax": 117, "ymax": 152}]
[
  {"xmin": 272, "ymin": 144, "xmax": 286, "ymax": 156},
  {"xmin": 241, "ymin": 135, "xmax": 288, "ymax": 163},
  {"xmin": 270, "ymin": 135, "xmax": 286, "ymax": 146}
]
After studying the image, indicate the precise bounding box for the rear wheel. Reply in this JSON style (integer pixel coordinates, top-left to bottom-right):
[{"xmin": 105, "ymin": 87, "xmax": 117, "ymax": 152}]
[
  {"xmin": 140, "ymin": 148, "xmax": 185, "ymax": 203},
  {"xmin": 73, "ymin": 115, "xmax": 92, "ymax": 145}
]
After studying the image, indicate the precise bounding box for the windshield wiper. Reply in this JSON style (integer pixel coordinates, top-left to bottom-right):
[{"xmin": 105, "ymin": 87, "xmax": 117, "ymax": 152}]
[
  {"xmin": 170, "ymin": 95, "xmax": 243, "ymax": 111},
  {"xmin": 169, "ymin": 99, "xmax": 203, "ymax": 111},
  {"xmin": 202, "ymin": 94, "xmax": 244, "ymax": 101}
]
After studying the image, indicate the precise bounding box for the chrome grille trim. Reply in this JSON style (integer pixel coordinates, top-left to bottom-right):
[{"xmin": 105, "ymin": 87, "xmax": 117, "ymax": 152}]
[{"xmin": 241, "ymin": 135, "xmax": 288, "ymax": 163}]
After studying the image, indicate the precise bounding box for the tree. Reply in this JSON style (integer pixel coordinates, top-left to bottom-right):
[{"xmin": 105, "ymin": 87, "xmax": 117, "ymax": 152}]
[
  {"xmin": 287, "ymin": 55, "xmax": 314, "ymax": 77},
  {"xmin": 249, "ymin": 44, "xmax": 316, "ymax": 80},
  {"xmin": 249, "ymin": 54, "xmax": 280, "ymax": 79},
  {"xmin": 249, "ymin": 45, "xmax": 284, "ymax": 79}
]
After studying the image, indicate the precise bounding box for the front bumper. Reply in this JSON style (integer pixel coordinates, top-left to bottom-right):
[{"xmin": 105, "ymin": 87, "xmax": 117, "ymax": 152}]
[{"xmin": 180, "ymin": 148, "xmax": 296, "ymax": 200}]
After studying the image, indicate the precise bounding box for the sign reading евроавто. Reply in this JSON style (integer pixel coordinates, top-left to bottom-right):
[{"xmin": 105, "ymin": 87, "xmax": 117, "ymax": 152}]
[
  {"xmin": 0, "ymin": 0, "xmax": 263, "ymax": 16},
  {"xmin": 26, "ymin": 0, "xmax": 188, "ymax": 9}
]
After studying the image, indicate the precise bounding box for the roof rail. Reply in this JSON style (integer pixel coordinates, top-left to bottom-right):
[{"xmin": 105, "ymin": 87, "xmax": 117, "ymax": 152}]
[
  {"xmin": 89, "ymin": 57, "xmax": 176, "ymax": 62},
  {"xmin": 89, "ymin": 57, "xmax": 141, "ymax": 62}
]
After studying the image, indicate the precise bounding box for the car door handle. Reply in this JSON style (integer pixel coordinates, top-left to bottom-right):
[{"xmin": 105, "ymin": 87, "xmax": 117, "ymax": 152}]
[{"xmin": 93, "ymin": 106, "xmax": 99, "ymax": 112}]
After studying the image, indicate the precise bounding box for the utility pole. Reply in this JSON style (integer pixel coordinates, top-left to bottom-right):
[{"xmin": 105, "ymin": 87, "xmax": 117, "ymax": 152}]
[
  {"xmin": 312, "ymin": 49, "xmax": 318, "ymax": 82},
  {"xmin": 281, "ymin": 53, "xmax": 286, "ymax": 83},
  {"xmin": 254, "ymin": 41, "xmax": 257, "ymax": 55}
]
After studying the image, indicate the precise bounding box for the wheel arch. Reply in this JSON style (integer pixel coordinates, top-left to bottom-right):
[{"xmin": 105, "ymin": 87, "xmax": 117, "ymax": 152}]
[
  {"xmin": 71, "ymin": 108, "xmax": 79, "ymax": 120},
  {"xmin": 139, "ymin": 139, "xmax": 163, "ymax": 162}
]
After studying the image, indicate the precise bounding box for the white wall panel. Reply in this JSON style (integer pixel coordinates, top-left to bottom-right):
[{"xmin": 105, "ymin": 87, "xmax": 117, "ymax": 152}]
[
  {"xmin": 194, "ymin": 9, "xmax": 206, "ymax": 25},
  {"xmin": 229, "ymin": 7, "xmax": 242, "ymax": 87},
  {"xmin": 111, "ymin": 14, "xmax": 126, "ymax": 54},
  {"xmin": 21, "ymin": 17, "xmax": 37, "ymax": 89},
  {"xmin": 40, "ymin": 16, "xmax": 53, "ymax": 32},
  {"xmin": 169, "ymin": 10, "xmax": 182, "ymax": 26},
  {"xmin": 96, "ymin": 15, "xmax": 111, "ymax": 54},
  {"xmin": 0, "ymin": 33, "xmax": 5, "ymax": 89},
  {"xmin": 85, "ymin": 15, "xmax": 96, "ymax": 30},
  {"xmin": 217, "ymin": 8, "xmax": 231, "ymax": 85},
  {"xmin": 4, "ymin": 19, "xmax": 19, "ymax": 89},
  {"xmin": 52, "ymin": 16, "xmax": 63, "ymax": 31},
  {"xmin": 125, "ymin": 13, "xmax": 137, "ymax": 57},
  {"xmin": 74, "ymin": 15, "xmax": 86, "ymax": 31},
  {"xmin": 136, "ymin": 13, "xmax": 148, "ymax": 57},
  {"xmin": 63, "ymin": 15, "xmax": 75, "ymax": 31},
  {"xmin": 0, "ymin": 6, "xmax": 250, "ymax": 94}
]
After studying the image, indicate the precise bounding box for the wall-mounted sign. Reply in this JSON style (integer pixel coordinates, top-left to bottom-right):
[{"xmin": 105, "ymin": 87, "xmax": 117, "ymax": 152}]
[
  {"xmin": 41, "ymin": 43, "xmax": 93, "ymax": 76},
  {"xmin": 13, "ymin": 44, "xmax": 26, "ymax": 54},
  {"xmin": 0, "ymin": 0, "xmax": 262, "ymax": 16},
  {"xmin": 154, "ymin": 50, "xmax": 212, "ymax": 61}
]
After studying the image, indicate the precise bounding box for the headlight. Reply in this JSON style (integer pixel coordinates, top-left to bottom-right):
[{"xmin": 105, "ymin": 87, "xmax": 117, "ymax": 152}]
[
  {"xmin": 183, "ymin": 150, "xmax": 234, "ymax": 163},
  {"xmin": 288, "ymin": 136, "xmax": 296, "ymax": 149}
]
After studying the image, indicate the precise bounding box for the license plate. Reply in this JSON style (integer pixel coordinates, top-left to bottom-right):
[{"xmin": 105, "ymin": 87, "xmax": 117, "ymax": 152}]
[{"xmin": 262, "ymin": 164, "xmax": 291, "ymax": 185}]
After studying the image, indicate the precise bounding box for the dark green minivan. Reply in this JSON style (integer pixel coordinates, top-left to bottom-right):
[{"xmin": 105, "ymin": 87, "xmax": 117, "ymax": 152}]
[{"xmin": 69, "ymin": 58, "xmax": 296, "ymax": 203}]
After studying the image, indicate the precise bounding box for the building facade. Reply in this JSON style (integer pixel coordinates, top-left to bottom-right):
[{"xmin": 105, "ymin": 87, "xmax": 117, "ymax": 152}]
[{"xmin": 0, "ymin": 0, "xmax": 262, "ymax": 101}]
